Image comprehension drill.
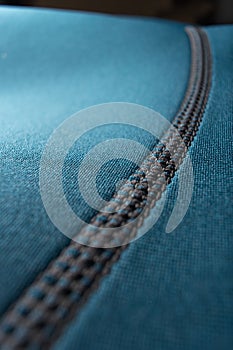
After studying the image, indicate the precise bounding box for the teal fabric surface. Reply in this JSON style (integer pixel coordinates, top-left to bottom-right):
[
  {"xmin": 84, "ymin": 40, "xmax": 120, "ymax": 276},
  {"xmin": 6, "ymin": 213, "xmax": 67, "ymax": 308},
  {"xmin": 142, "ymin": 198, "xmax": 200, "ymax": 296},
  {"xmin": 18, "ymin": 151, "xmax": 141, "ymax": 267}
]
[
  {"xmin": 53, "ymin": 26, "xmax": 233, "ymax": 350},
  {"xmin": 0, "ymin": 7, "xmax": 190, "ymax": 315}
]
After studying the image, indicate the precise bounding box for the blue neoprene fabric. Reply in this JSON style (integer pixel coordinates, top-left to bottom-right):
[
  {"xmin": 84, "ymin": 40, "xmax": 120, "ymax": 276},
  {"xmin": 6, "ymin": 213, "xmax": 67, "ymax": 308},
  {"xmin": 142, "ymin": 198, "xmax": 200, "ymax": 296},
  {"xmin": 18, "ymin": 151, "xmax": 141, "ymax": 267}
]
[
  {"xmin": 0, "ymin": 7, "xmax": 190, "ymax": 315},
  {"xmin": 53, "ymin": 26, "xmax": 233, "ymax": 350},
  {"xmin": 1, "ymin": 6, "xmax": 232, "ymax": 350}
]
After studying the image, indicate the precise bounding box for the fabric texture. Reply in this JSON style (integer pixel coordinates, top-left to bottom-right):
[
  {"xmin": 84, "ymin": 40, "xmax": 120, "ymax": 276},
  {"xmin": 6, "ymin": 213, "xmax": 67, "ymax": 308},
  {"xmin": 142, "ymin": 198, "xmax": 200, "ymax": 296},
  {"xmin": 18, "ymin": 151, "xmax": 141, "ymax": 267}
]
[
  {"xmin": 0, "ymin": 7, "xmax": 190, "ymax": 315},
  {"xmin": 1, "ymin": 6, "xmax": 232, "ymax": 350},
  {"xmin": 53, "ymin": 26, "xmax": 233, "ymax": 350}
]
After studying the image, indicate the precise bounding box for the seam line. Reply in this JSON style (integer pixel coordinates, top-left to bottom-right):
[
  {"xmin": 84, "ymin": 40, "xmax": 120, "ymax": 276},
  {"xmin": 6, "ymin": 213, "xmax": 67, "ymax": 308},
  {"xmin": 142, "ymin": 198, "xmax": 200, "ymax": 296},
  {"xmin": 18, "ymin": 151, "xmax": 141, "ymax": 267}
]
[{"xmin": 0, "ymin": 25, "xmax": 212, "ymax": 349}]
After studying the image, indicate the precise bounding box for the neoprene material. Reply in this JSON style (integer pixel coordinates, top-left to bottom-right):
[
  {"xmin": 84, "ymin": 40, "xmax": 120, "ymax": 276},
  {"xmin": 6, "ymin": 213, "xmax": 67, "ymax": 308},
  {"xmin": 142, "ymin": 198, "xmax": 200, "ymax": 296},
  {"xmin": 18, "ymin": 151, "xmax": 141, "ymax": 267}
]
[
  {"xmin": 0, "ymin": 7, "xmax": 190, "ymax": 314},
  {"xmin": 0, "ymin": 6, "xmax": 232, "ymax": 350},
  {"xmin": 53, "ymin": 25, "xmax": 233, "ymax": 350}
]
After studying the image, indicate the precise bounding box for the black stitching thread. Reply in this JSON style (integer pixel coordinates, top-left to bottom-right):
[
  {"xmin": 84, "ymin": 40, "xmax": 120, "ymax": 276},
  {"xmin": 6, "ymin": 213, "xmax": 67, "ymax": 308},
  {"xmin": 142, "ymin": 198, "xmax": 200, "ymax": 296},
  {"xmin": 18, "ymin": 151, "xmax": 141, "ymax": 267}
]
[{"xmin": 0, "ymin": 26, "xmax": 212, "ymax": 349}]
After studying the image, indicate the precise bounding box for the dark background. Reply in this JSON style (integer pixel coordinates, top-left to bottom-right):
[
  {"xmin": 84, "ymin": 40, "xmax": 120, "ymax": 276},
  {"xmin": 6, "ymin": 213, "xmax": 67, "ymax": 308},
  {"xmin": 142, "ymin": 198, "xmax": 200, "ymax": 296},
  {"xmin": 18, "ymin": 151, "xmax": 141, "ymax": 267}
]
[{"xmin": 0, "ymin": 0, "xmax": 233, "ymax": 24}]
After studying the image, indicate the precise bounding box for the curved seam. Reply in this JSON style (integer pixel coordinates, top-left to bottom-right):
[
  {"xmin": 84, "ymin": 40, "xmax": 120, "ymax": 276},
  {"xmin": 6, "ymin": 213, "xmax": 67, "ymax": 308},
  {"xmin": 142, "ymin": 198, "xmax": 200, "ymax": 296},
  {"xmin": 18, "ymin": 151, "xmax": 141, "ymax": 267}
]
[{"xmin": 0, "ymin": 25, "xmax": 212, "ymax": 349}]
